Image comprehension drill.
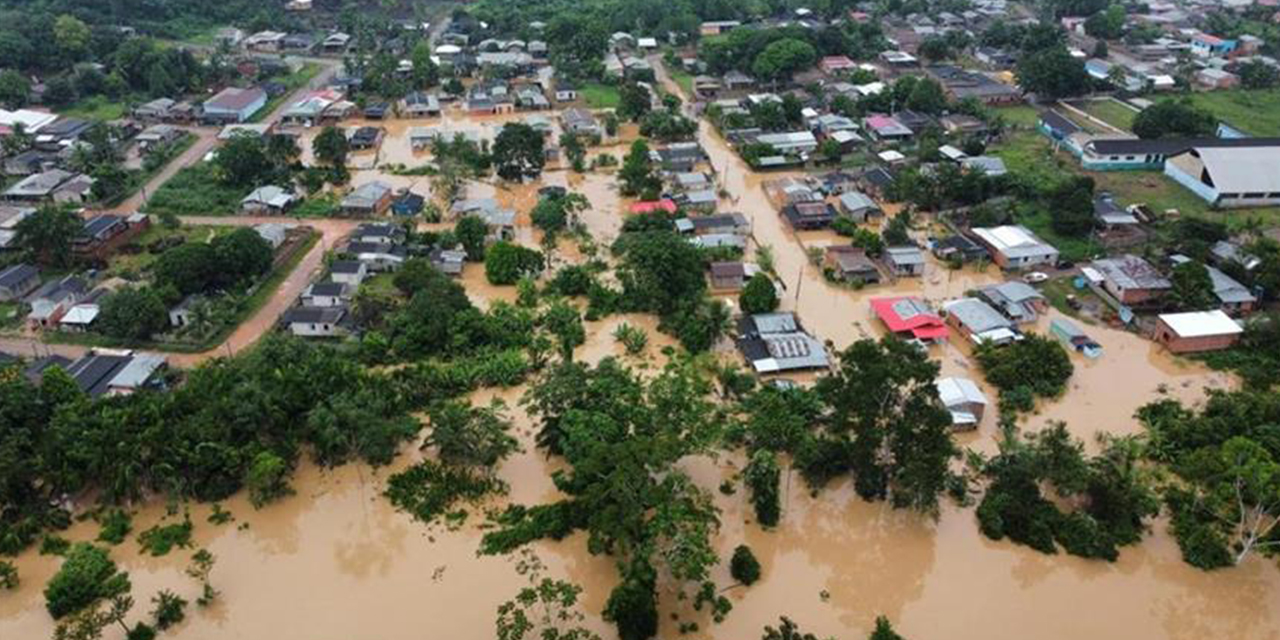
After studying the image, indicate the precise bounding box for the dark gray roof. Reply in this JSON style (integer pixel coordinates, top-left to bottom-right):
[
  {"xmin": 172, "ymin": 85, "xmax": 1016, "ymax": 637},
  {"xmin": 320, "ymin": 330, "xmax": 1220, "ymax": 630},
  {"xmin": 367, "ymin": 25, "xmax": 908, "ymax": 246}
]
[
  {"xmin": 284, "ymin": 306, "xmax": 346, "ymax": 324},
  {"xmin": 0, "ymin": 263, "xmax": 38, "ymax": 288},
  {"xmin": 1087, "ymin": 136, "xmax": 1280, "ymax": 156}
]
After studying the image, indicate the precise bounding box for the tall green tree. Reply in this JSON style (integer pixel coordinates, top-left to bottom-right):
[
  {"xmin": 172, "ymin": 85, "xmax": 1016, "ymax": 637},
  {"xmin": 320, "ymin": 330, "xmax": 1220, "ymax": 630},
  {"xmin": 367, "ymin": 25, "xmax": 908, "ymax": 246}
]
[
  {"xmin": 811, "ymin": 338, "xmax": 957, "ymax": 513},
  {"xmin": 619, "ymin": 139, "xmax": 661, "ymax": 199},
  {"xmin": 492, "ymin": 123, "xmax": 546, "ymax": 183},
  {"xmin": 15, "ymin": 204, "xmax": 81, "ymax": 268}
]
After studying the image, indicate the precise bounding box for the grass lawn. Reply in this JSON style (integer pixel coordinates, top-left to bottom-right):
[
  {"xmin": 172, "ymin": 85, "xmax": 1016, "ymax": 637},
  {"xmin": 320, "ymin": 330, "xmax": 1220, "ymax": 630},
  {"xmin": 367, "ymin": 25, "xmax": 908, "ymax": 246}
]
[
  {"xmin": 1075, "ymin": 98, "xmax": 1137, "ymax": 132},
  {"xmin": 1185, "ymin": 89, "xmax": 1280, "ymax": 137},
  {"xmin": 990, "ymin": 129, "xmax": 1064, "ymax": 175},
  {"xmin": 62, "ymin": 96, "xmax": 129, "ymax": 121},
  {"xmin": 143, "ymin": 162, "xmax": 250, "ymax": 217},
  {"xmin": 1016, "ymin": 208, "xmax": 1103, "ymax": 262},
  {"xmin": 360, "ymin": 272, "xmax": 398, "ymax": 296},
  {"xmin": 580, "ymin": 83, "xmax": 622, "ymax": 109},
  {"xmin": 0, "ymin": 301, "xmax": 20, "ymax": 329},
  {"xmin": 290, "ymin": 193, "xmax": 343, "ymax": 218},
  {"xmin": 668, "ymin": 68, "xmax": 694, "ymax": 98},
  {"xmin": 103, "ymin": 224, "xmax": 233, "ymax": 279},
  {"xmin": 994, "ymin": 105, "xmax": 1040, "ymax": 128}
]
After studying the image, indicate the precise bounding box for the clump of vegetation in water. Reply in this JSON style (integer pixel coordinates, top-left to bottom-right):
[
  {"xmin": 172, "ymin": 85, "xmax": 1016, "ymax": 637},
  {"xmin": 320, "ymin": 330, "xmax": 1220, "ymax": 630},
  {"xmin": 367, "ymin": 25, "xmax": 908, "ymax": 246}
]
[
  {"xmin": 44, "ymin": 543, "xmax": 131, "ymax": 619},
  {"xmin": 151, "ymin": 589, "xmax": 187, "ymax": 630},
  {"xmin": 40, "ymin": 534, "xmax": 71, "ymax": 556},
  {"xmin": 137, "ymin": 517, "xmax": 193, "ymax": 557},
  {"xmin": 0, "ymin": 560, "xmax": 18, "ymax": 590},
  {"xmin": 970, "ymin": 423, "xmax": 1157, "ymax": 562},
  {"xmin": 730, "ymin": 545, "xmax": 761, "ymax": 586},
  {"xmin": 974, "ymin": 333, "xmax": 1074, "ymax": 419},
  {"xmin": 96, "ymin": 509, "xmax": 132, "ymax": 545},
  {"xmin": 613, "ymin": 322, "xmax": 649, "ymax": 355},
  {"xmin": 385, "ymin": 461, "xmax": 507, "ymax": 526}
]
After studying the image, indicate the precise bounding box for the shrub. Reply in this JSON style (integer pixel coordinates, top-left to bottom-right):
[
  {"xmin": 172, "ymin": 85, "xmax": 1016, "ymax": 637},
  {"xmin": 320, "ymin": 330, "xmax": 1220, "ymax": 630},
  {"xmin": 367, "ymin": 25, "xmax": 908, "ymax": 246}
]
[
  {"xmin": 137, "ymin": 517, "xmax": 193, "ymax": 557},
  {"xmin": 96, "ymin": 509, "xmax": 132, "ymax": 545},
  {"xmin": 152, "ymin": 589, "xmax": 187, "ymax": 630},
  {"xmin": 739, "ymin": 273, "xmax": 779, "ymax": 315},
  {"xmin": 729, "ymin": 545, "xmax": 761, "ymax": 585},
  {"xmin": 44, "ymin": 543, "xmax": 131, "ymax": 619}
]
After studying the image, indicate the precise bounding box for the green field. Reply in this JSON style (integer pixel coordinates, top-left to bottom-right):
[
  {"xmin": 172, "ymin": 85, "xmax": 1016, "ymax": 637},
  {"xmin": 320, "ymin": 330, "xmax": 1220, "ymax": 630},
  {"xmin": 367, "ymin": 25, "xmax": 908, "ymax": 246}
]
[
  {"xmin": 1185, "ymin": 89, "xmax": 1280, "ymax": 137},
  {"xmin": 580, "ymin": 83, "xmax": 621, "ymax": 109},
  {"xmin": 62, "ymin": 96, "xmax": 129, "ymax": 121},
  {"xmin": 103, "ymin": 224, "xmax": 232, "ymax": 279},
  {"xmin": 991, "ymin": 128, "xmax": 1280, "ymax": 230},
  {"xmin": 1074, "ymin": 99, "xmax": 1138, "ymax": 132},
  {"xmin": 668, "ymin": 68, "xmax": 694, "ymax": 98},
  {"xmin": 993, "ymin": 105, "xmax": 1040, "ymax": 128},
  {"xmin": 143, "ymin": 162, "xmax": 251, "ymax": 217}
]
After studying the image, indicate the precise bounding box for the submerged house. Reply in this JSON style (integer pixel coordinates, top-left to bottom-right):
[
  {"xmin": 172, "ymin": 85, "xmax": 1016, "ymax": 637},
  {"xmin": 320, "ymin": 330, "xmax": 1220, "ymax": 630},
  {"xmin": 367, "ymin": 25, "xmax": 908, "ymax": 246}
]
[
  {"xmin": 935, "ymin": 377, "xmax": 988, "ymax": 429},
  {"xmin": 869, "ymin": 296, "xmax": 949, "ymax": 344},
  {"xmin": 735, "ymin": 312, "xmax": 830, "ymax": 374}
]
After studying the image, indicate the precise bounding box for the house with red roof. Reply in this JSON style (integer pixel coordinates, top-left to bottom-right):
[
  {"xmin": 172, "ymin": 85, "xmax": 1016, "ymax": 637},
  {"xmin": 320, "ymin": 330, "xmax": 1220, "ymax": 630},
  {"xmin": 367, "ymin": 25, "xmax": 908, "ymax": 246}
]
[
  {"xmin": 629, "ymin": 199, "xmax": 678, "ymax": 214},
  {"xmin": 820, "ymin": 56, "xmax": 857, "ymax": 74},
  {"xmin": 870, "ymin": 296, "xmax": 949, "ymax": 343}
]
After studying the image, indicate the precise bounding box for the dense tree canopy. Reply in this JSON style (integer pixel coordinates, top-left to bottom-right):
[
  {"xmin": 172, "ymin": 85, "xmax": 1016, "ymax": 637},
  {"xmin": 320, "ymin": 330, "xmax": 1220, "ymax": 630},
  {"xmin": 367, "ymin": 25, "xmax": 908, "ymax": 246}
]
[{"xmin": 1132, "ymin": 101, "xmax": 1216, "ymax": 140}]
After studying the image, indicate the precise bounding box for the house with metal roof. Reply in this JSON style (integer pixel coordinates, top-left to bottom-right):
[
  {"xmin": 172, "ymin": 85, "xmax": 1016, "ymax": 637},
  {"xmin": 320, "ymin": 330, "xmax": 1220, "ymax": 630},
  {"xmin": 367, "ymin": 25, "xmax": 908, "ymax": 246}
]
[
  {"xmin": 978, "ymin": 281, "xmax": 1048, "ymax": 324},
  {"xmin": 971, "ymin": 225, "xmax": 1059, "ymax": 270},
  {"xmin": 1206, "ymin": 265, "xmax": 1256, "ymax": 316},
  {"xmin": 870, "ymin": 296, "xmax": 948, "ymax": 343},
  {"xmin": 242, "ymin": 186, "xmax": 296, "ymax": 214},
  {"xmin": 1154, "ymin": 310, "xmax": 1242, "ymax": 353},
  {"xmin": 755, "ymin": 131, "xmax": 819, "ymax": 155},
  {"xmin": 824, "ymin": 246, "xmax": 881, "ymax": 284},
  {"xmin": 1090, "ymin": 254, "xmax": 1171, "ymax": 305},
  {"xmin": 837, "ymin": 191, "xmax": 881, "ymax": 222},
  {"xmin": 202, "ymin": 87, "xmax": 267, "ymax": 124},
  {"xmin": 341, "ymin": 182, "xmax": 394, "ymax": 216},
  {"xmin": 302, "ymin": 281, "xmax": 351, "ymax": 308},
  {"xmin": 883, "ymin": 246, "xmax": 926, "ymax": 277},
  {"xmin": 781, "ymin": 201, "xmax": 837, "ymax": 230},
  {"xmin": 282, "ymin": 306, "xmax": 349, "ymax": 337},
  {"xmin": 0, "ymin": 263, "xmax": 40, "ymax": 301},
  {"xmin": 1165, "ymin": 145, "xmax": 1280, "ymax": 209},
  {"xmin": 935, "ymin": 377, "xmax": 988, "ymax": 429},
  {"xmin": 943, "ymin": 297, "xmax": 1020, "ymax": 345},
  {"xmin": 735, "ymin": 313, "xmax": 830, "ymax": 374}
]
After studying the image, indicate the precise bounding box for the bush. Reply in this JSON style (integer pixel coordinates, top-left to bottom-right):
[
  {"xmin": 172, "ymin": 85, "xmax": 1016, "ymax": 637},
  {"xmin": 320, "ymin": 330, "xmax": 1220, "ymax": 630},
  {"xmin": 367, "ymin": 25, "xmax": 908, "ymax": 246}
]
[
  {"xmin": 485, "ymin": 241, "xmax": 544, "ymax": 285},
  {"xmin": 739, "ymin": 273, "xmax": 779, "ymax": 315},
  {"xmin": 613, "ymin": 323, "xmax": 649, "ymax": 355},
  {"xmin": 96, "ymin": 510, "xmax": 132, "ymax": 545},
  {"xmin": 729, "ymin": 545, "xmax": 761, "ymax": 585},
  {"xmin": 744, "ymin": 450, "xmax": 781, "ymax": 527},
  {"xmin": 44, "ymin": 543, "xmax": 131, "ymax": 619},
  {"xmin": 151, "ymin": 589, "xmax": 187, "ymax": 630},
  {"xmin": 137, "ymin": 517, "xmax": 193, "ymax": 556},
  {"xmin": 0, "ymin": 560, "xmax": 17, "ymax": 590},
  {"xmin": 384, "ymin": 460, "xmax": 506, "ymax": 526}
]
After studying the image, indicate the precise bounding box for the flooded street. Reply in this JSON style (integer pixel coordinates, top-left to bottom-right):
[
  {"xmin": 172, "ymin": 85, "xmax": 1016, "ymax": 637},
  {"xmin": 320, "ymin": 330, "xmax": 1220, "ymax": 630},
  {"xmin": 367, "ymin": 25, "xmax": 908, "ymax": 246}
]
[{"xmin": 3, "ymin": 66, "xmax": 1276, "ymax": 640}]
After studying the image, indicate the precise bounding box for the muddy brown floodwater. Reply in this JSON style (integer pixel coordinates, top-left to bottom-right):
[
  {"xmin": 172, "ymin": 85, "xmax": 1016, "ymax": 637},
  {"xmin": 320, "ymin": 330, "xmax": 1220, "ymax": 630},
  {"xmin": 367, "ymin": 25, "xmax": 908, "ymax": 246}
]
[{"xmin": 3, "ymin": 76, "xmax": 1276, "ymax": 640}]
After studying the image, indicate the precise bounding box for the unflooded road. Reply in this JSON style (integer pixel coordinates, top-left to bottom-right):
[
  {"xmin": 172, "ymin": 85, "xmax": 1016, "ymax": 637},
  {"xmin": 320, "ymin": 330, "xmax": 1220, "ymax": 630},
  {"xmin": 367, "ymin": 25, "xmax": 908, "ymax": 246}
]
[{"xmin": 2, "ymin": 64, "xmax": 1275, "ymax": 640}]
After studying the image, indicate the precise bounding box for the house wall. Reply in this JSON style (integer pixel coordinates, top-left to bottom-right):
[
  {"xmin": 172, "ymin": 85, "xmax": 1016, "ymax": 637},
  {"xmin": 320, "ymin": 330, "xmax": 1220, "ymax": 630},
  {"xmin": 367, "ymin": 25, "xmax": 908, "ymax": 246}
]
[
  {"xmin": 1103, "ymin": 281, "xmax": 1162, "ymax": 305},
  {"xmin": 1164, "ymin": 161, "xmax": 1221, "ymax": 204},
  {"xmin": 289, "ymin": 322, "xmax": 344, "ymax": 337},
  {"xmin": 1156, "ymin": 325, "xmax": 1240, "ymax": 353}
]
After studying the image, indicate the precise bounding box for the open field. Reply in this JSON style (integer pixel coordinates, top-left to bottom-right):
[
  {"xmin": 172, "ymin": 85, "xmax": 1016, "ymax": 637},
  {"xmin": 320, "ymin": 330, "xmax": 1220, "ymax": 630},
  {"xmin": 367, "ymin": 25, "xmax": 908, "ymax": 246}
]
[
  {"xmin": 61, "ymin": 96, "xmax": 129, "ymax": 121},
  {"xmin": 102, "ymin": 223, "xmax": 233, "ymax": 279},
  {"xmin": 1074, "ymin": 98, "xmax": 1138, "ymax": 132},
  {"xmin": 1185, "ymin": 89, "xmax": 1280, "ymax": 136},
  {"xmin": 990, "ymin": 128, "xmax": 1280, "ymax": 229},
  {"xmin": 580, "ymin": 83, "xmax": 622, "ymax": 109},
  {"xmin": 143, "ymin": 162, "xmax": 250, "ymax": 217}
]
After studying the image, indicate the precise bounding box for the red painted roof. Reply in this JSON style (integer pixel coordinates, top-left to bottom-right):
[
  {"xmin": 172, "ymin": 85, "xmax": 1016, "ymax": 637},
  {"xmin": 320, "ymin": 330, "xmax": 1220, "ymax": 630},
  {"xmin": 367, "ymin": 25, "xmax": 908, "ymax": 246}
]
[
  {"xmin": 870, "ymin": 296, "xmax": 948, "ymax": 340},
  {"xmin": 629, "ymin": 199, "xmax": 678, "ymax": 214}
]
